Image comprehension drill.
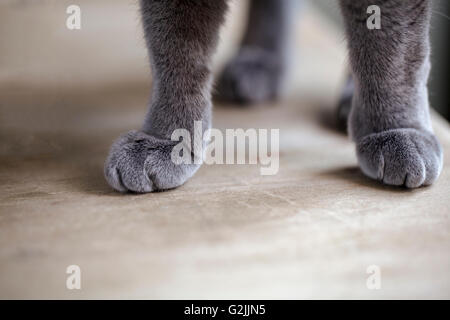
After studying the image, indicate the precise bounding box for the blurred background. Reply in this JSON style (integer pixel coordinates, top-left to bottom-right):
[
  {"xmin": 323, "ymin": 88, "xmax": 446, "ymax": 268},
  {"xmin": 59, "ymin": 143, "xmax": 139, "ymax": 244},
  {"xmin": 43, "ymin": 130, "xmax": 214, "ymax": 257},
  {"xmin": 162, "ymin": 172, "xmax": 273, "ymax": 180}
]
[{"xmin": 1, "ymin": 0, "xmax": 448, "ymax": 119}]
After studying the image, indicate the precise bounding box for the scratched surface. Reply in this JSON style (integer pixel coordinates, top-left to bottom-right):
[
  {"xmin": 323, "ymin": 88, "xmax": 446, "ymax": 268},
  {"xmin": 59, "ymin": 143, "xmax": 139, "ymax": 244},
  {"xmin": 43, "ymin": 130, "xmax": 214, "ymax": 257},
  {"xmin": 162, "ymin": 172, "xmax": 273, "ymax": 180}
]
[{"xmin": 0, "ymin": 1, "xmax": 449, "ymax": 299}]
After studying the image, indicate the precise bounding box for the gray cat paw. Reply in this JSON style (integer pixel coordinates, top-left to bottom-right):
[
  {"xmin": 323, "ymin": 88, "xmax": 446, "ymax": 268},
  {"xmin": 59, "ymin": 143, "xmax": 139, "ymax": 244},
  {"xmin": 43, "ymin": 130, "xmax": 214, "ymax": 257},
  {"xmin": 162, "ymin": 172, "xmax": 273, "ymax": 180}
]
[
  {"xmin": 104, "ymin": 130, "xmax": 199, "ymax": 193},
  {"xmin": 216, "ymin": 46, "xmax": 283, "ymax": 104},
  {"xmin": 356, "ymin": 128, "xmax": 443, "ymax": 188}
]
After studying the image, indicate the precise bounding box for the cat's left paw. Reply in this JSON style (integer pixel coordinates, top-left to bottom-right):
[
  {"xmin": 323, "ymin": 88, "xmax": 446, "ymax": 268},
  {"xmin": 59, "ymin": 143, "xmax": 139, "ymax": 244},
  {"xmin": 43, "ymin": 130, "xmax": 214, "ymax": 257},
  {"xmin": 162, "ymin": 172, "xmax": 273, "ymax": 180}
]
[
  {"xmin": 104, "ymin": 130, "xmax": 200, "ymax": 193},
  {"xmin": 356, "ymin": 128, "xmax": 443, "ymax": 188}
]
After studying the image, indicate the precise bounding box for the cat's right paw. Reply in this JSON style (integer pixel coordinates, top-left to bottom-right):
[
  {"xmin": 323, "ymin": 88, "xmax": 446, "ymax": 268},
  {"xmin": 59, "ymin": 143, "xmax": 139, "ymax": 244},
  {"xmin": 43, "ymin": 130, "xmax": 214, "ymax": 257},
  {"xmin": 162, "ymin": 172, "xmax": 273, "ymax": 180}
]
[
  {"xmin": 216, "ymin": 46, "xmax": 283, "ymax": 104},
  {"xmin": 356, "ymin": 128, "xmax": 443, "ymax": 188}
]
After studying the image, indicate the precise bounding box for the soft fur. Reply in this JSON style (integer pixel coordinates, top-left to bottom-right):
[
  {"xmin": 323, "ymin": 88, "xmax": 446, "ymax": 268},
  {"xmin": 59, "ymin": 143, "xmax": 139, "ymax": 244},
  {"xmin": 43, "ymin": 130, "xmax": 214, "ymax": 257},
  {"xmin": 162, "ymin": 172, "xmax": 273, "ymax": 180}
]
[{"xmin": 105, "ymin": 0, "xmax": 443, "ymax": 193}]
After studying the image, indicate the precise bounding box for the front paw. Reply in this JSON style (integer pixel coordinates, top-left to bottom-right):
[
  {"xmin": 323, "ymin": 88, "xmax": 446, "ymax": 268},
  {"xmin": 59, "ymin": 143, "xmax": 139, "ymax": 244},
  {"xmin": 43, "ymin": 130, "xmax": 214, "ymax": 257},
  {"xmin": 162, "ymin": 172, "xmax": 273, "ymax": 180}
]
[
  {"xmin": 216, "ymin": 46, "xmax": 283, "ymax": 104},
  {"xmin": 356, "ymin": 128, "xmax": 443, "ymax": 188},
  {"xmin": 104, "ymin": 130, "xmax": 200, "ymax": 193}
]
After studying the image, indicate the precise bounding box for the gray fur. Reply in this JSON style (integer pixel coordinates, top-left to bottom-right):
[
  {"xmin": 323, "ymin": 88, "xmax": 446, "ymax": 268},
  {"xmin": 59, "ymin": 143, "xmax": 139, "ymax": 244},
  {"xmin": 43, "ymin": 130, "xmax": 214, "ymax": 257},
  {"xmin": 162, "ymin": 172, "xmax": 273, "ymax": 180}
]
[
  {"xmin": 340, "ymin": 0, "xmax": 443, "ymax": 187},
  {"xmin": 105, "ymin": 0, "xmax": 443, "ymax": 193},
  {"xmin": 216, "ymin": 0, "xmax": 292, "ymax": 104}
]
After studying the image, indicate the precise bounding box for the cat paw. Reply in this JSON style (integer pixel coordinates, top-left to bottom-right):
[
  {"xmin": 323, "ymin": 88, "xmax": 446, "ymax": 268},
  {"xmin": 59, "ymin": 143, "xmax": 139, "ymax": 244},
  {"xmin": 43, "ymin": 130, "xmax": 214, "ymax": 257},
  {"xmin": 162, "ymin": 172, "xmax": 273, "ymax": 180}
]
[
  {"xmin": 216, "ymin": 46, "xmax": 283, "ymax": 104},
  {"xmin": 104, "ymin": 130, "xmax": 199, "ymax": 193},
  {"xmin": 356, "ymin": 128, "xmax": 443, "ymax": 188}
]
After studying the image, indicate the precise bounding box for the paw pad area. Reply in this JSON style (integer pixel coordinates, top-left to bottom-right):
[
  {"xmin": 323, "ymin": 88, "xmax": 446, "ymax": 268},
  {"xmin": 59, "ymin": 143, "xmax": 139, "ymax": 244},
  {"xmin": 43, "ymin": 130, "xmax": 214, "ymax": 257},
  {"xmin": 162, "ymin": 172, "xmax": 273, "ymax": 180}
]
[{"xmin": 356, "ymin": 128, "xmax": 443, "ymax": 188}]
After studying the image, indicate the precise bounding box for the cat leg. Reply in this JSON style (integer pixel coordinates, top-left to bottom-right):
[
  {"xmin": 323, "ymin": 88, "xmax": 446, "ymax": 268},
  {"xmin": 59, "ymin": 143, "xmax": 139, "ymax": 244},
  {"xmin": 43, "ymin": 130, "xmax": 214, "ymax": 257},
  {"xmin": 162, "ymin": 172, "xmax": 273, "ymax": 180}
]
[
  {"xmin": 336, "ymin": 74, "xmax": 354, "ymax": 131},
  {"xmin": 217, "ymin": 0, "xmax": 293, "ymax": 104},
  {"xmin": 340, "ymin": 0, "xmax": 443, "ymax": 188},
  {"xmin": 104, "ymin": 0, "xmax": 228, "ymax": 193}
]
